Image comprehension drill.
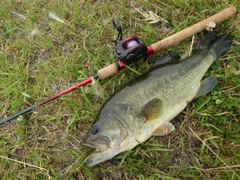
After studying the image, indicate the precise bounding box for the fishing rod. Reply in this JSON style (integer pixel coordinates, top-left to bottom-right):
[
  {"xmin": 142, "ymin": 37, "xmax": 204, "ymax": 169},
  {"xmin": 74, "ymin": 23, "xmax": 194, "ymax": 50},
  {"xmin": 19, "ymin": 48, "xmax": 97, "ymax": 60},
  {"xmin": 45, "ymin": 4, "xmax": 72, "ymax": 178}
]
[{"xmin": 0, "ymin": 6, "xmax": 236, "ymax": 125}]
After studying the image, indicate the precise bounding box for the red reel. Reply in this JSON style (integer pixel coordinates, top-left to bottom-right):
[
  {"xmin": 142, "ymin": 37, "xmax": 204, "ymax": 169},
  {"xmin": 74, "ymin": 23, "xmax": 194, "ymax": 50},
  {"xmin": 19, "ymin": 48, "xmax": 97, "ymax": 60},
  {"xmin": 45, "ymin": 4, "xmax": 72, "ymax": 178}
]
[{"xmin": 113, "ymin": 36, "xmax": 147, "ymax": 63}]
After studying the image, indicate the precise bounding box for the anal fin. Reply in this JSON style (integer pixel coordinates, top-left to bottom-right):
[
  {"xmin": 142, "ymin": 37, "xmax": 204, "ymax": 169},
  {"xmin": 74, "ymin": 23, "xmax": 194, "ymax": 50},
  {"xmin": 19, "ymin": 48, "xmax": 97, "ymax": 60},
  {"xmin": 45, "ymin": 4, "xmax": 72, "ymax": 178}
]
[
  {"xmin": 153, "ymin": 122, "xmax": 175, "ymax": 136},
  {"xmin": 194, "ymin": 76, "xmax": 217, "ymax": 99}
]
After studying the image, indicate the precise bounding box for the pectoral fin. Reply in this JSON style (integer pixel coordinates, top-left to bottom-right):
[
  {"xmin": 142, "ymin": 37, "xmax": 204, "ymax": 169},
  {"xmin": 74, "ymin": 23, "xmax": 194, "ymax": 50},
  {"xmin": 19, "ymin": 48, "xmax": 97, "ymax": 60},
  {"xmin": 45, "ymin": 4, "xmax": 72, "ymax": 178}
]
[
  {"xmin": 194, "ymin": 76, "xmax": 217, "ymax": 99},
  {"xmin": 153, "ymin": 51, "xmax": 180, "ymax": 67},
  {"xmin": 139, "ymin": 98, "xmax": 162, "ymax": 121},
  {"xmin": 153, "ymin": 122, "xmax": 175, "ymax": 136}
]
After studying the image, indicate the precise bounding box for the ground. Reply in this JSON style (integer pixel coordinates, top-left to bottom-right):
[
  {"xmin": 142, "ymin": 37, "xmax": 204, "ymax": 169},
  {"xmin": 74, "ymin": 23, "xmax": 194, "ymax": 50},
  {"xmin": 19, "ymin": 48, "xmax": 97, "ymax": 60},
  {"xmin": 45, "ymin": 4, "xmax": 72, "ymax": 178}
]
[{"xmin": 0, "ymin": 0, "xmax": 240, "ymax": 179}]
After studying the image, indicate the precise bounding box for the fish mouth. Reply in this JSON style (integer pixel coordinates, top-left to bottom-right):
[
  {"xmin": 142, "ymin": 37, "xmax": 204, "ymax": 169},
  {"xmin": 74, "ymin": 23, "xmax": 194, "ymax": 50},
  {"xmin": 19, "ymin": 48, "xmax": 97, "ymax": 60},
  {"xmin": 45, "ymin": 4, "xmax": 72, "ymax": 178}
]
[
  {"xmin": 82, "ymin": 144, "xmax": 118, "ymax": 167},
  {"xmin": 82, "ymin": 135, "xmax": 111, "ymax": 152},
  {"xmin": 82, "ymin": 135, "xmax": 115, "ymax": 167},
  {"xmin": 82, "ymin": 135, "xmax": 138, "ymax": 167},
  {"xmin": 82, "ymin": 142, "xmax": 101, "ymax": 152}
]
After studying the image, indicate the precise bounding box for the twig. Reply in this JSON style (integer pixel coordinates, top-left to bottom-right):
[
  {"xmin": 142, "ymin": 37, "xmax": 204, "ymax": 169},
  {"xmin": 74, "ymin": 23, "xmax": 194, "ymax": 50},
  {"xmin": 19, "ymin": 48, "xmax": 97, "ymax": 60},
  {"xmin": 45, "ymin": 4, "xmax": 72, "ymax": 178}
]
[
  {"xmin": 188, "ymin": 127, "xmax": 240, "ymax": 179},
  {"xmin": 0, "ymin": 155, "xmax": 51, "ymax": 179},
  {"xmin": 131, "ymin": 3, "xmax": 168, "ymax": 24},
  {"xmin": 189, "ymin": 35, "xmax": 195, "ymax": 57},
  {"xmin": 191, "ymin": 165, "xmax": 240, "ymax": 171},
  {"xmin": 11, "ymin": 11, "xmax": 26, "ymax": 19},
  {"xmin": 48, "ymin": 11, "xmax": 65, "ymax": 24}
]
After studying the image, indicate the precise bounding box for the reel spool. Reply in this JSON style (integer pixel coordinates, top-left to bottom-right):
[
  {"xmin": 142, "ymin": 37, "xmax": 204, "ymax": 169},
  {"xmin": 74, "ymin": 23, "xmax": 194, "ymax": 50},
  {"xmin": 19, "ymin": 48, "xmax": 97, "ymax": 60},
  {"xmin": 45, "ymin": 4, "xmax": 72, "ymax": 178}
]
[{"xmin": 112, "ymin": 20, "xmax": 147, "ymax": 63}]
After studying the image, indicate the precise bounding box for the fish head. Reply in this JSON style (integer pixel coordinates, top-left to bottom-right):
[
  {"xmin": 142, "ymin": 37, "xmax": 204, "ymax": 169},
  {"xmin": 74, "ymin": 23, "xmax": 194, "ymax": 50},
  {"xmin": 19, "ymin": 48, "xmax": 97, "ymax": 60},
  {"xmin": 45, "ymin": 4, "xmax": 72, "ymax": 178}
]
[{"xmin": 82, "ymin": 104, "xmax": 141, "ymax": 167}]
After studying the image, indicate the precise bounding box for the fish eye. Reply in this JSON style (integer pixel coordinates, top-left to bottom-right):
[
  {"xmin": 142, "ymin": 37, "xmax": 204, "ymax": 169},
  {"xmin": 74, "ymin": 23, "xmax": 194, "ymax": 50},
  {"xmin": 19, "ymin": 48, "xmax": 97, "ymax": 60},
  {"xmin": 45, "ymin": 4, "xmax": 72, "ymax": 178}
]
[{"xmin": 91, "ymin": 126, "xmax": 99, "ymax": 135}]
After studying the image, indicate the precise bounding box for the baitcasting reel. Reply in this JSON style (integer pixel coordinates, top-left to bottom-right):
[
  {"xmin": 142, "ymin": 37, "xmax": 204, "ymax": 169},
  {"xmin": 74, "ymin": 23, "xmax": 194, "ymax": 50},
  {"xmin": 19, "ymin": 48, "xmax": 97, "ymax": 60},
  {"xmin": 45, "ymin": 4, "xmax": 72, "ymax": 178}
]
[{"xmin": 112, "ymin": 19, "xmax": 147, "ymax": 63}]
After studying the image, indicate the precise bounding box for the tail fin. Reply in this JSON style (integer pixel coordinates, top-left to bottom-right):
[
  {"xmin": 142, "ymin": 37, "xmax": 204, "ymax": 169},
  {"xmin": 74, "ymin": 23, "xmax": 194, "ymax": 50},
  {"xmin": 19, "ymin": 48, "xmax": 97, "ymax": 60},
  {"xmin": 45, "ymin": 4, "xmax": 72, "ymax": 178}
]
[
  {"xmin": 196, "ymin": 31, "xmax": 232, "ymax": 59},
  {"xmin": 211, "ymin": 33, "xmax": 232, "ymax": 59}
]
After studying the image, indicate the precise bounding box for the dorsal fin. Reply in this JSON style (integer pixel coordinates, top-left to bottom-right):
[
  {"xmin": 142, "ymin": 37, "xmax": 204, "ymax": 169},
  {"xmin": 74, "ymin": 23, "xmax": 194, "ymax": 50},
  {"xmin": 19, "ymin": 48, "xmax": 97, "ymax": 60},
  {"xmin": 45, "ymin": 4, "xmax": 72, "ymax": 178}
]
[{"xmin": 153, "ymin": 51, "xmax": 181, "ymax": 67}]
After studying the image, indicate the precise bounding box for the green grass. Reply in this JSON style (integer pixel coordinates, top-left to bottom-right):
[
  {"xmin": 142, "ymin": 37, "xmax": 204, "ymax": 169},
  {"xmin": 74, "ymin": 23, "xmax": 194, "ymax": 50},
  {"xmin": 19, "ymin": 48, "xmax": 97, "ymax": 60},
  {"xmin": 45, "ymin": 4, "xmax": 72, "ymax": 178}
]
[{"xmin": 0, "ymin": 0, "xmax": 240, "ymax": 179}]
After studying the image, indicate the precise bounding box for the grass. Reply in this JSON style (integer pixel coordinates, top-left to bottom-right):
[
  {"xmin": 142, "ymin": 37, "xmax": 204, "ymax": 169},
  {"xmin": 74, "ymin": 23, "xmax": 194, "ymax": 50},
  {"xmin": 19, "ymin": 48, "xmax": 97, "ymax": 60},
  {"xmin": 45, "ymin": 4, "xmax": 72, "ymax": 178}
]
[{"xmin": 0, "ymin": 0, "xmax": 240, "ymax": 179}]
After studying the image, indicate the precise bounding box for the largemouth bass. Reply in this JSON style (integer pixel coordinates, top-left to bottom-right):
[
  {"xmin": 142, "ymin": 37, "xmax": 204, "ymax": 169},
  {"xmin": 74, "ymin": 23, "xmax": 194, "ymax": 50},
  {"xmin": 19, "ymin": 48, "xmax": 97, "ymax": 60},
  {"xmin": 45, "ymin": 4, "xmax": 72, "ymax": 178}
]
[{"xmin": 82, "ymin": 31, "xmax": 232, "ymax": 167}]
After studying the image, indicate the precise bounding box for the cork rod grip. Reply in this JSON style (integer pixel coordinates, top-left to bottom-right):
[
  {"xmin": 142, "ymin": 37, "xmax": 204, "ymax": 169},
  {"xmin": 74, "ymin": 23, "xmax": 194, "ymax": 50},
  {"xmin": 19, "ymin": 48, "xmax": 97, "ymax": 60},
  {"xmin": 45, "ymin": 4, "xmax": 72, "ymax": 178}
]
[
  {"xmin": 151, "ymin": 6, "xmax": 236, "ymax": 53},
  {"xmin": 97, "ymin": 63, "xmax": 119, "ymax": 80}
]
